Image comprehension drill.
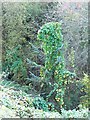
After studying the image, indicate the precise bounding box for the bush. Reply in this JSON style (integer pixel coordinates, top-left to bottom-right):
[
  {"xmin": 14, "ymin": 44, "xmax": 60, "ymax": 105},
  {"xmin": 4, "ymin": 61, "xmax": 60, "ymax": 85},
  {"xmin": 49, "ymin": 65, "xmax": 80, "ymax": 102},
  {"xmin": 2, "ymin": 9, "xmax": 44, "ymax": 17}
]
[
  {"xmin": 2, "ymin": 45, "xmax": 27, "ymax": 83},
  {"xmin": 64, "ymin": 80, "xmax": 84, "ymax": 110},
  {"xmin": 80, "ymin": 74, "xmax": 90, "ymax": 108},
  {"xmin": 2, "ymin": 2, "xmax": 58, "ymax": 84},
  {"xmin": 37, "ymin": 22, "xmax": 66, "ymax": 109},
  {"xmin": 33, "ymin": 97, "xmax": 49, "ymax": 112},
  {"xmin": 37, "ymin": 22, "xmax": 76, "ymax": 112}
]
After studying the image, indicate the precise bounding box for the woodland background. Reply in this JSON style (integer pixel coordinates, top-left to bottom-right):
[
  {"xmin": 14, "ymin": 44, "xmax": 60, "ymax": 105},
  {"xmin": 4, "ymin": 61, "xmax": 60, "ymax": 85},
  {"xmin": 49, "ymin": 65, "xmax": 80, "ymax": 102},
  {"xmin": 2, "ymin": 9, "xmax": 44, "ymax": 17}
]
[{"xmin": 0, "ymin": 2, "xmax": 89, "ymax": 118}]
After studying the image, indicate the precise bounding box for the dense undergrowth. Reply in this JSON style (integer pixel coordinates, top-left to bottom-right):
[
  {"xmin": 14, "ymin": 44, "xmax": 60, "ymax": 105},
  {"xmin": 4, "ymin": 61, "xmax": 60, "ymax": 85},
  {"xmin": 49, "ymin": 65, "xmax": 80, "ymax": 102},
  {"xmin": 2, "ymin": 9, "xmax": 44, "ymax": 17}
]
[
  {"xmin": 1, "ymin": 2, "xmax": 89, "ymax": 118},
  {"xmin": 0, "ymin": 75, "xmax": 89, "ymax": 118}
]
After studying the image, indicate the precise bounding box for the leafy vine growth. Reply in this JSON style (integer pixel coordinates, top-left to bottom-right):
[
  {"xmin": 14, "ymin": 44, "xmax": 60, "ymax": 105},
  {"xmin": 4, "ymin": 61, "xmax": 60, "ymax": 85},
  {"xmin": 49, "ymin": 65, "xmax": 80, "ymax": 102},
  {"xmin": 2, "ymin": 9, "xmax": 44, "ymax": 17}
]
[{"xmin": 37, "ymin": 22, "xmax": 67, "ymax": 109}]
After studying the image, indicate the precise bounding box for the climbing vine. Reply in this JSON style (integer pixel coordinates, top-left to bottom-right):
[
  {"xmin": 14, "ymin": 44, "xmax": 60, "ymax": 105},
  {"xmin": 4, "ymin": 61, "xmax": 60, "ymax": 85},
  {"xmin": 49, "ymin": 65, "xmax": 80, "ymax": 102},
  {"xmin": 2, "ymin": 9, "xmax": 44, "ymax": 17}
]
[
  {"xmin": 37, "ymin": 22, "xmax": 76, "ymax": 111},
  {"xmin": 37, "ymin": 22, "xmax": 67, "ymax": 109}
]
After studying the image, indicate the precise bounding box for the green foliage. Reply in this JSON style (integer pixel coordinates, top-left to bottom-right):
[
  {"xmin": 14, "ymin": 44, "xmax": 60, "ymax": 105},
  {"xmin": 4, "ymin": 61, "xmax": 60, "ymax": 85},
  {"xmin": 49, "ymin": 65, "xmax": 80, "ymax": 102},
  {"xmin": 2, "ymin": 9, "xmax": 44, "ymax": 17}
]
[
  {"xmin": 33, "ymin": 97, "xmax": 49, "ymax": 112},
  {"xmin": 2, "ymin": 2, "xmax": 88, "ymax": 114},
  {"xmin": 37, "ymin": 22, "xmax": 67, "ymax": 109},
  {"xmin": 80, "ymin": 74, "xmax": 90, "ymax": 108},
  {"xmin": 37, "ymin": 22, "xmax": 78, "ymax": 112},
  {"xmin": 3, "ymin": 45, "xmax": 27, "ymax": 82},
  {"xmin": 2, "ymin": 3, "xmax": 54, "ymax": 83},
  {"xmin": 0, "ymin": 76, "xmax": 89, "ymax": 118},
  {"xmin": 64, "ymin": 80, "xmax": 84, "ymax": 110}
]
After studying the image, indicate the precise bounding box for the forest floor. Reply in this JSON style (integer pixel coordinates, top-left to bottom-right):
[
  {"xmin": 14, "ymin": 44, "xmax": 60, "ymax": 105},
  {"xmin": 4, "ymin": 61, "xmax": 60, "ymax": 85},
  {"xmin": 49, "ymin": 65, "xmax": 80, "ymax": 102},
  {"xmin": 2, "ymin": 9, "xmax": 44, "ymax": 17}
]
[
  {"xmin": 0, "ymin": 75, "xmax": 61, "ymax": 119},
  {"xmin": 0, "ymin": 74, "xmax": 89, "ymax": 119}
]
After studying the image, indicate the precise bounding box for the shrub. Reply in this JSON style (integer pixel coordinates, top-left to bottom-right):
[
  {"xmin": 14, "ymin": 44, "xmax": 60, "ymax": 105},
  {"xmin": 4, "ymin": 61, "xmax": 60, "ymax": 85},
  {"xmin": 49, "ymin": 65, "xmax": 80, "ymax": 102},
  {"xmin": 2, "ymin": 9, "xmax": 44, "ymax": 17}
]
[
  {"xmin": 37, "ymin": 22, "xmax": 69, "ymax": 111},
  {"xmin": 80, "ymin": 74, "xmax": 90, "ymax": 108},
  {"xmin": 33, "ymin": 97, "xmax": 49, "ymax": 112},
  {"xmin": 64, "ymin": 80, "xmax": 84, "ymax": 110},
  {"xmin": 37, "ymin": 22, "xmax": 64, "ymax": 105},
  {"xmin": 2, "ymin": 3, "xmax": 57, "ymax": 84},
  {"xmin": 3, "ymin": 45, "xmax": 27, "ymax": 83}
]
